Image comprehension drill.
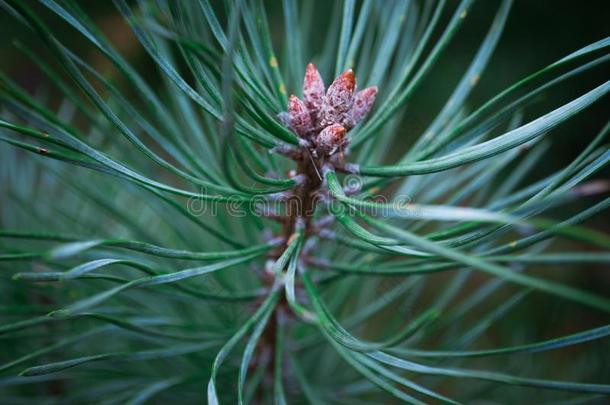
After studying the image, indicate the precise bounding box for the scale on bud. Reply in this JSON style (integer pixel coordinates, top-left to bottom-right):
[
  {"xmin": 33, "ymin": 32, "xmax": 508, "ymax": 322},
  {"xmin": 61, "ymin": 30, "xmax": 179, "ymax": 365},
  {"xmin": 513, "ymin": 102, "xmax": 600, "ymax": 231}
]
[{"xmin": 316, "ymin": 124, "xmax": 347, "ymax": 156}]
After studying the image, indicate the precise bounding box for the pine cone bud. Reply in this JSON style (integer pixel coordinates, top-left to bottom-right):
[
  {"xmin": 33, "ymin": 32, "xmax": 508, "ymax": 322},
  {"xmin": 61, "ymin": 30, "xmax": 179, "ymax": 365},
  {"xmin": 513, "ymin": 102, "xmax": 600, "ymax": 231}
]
[
  {"xmin": 288, "ymin": 95, "xmax": 313, "ymax": 137},
  {"xmin": 303, "ymin": 63, "xmax": 325, "ymax": 124},
  {"xmin": 319, "ymin": 69, "xmax": 355, "ymax": 127},
  {"xmin": 279, "ymin": 65, "xmax": 375, "ymax": 147},
  {"xmin": 316, "ymin": 124, "xmax": 347, "ymax": 156},
  {"xmin": 344, "ymin": 86, "xmax": 377, "ymax": 129}
]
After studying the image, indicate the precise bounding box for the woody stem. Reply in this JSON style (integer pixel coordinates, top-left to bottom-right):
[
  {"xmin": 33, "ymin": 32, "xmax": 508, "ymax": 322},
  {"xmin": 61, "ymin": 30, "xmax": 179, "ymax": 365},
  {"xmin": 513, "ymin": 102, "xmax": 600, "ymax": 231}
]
[{"xmin": 259, "ymin": 146, "xmax": 324, "ymax": 393}]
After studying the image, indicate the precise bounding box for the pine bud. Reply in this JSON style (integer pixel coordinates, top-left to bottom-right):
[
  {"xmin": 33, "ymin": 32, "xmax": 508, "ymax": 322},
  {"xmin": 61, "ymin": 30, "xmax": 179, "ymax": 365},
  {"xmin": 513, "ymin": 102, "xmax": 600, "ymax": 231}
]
[
  {"xmin": 316, "ymin": 124, "xmax": 347, "ymax": 156},
  {"xmin": 288, "ymin": 95, "xmax": 313, "ymax": 137},
  {"xmin": 278, "ymin": 65, "xmax": 376, "ymax": 149},
  {"xmin": 319, "ymin": 69, "xmax": 355, "ymax": 127},
  {"xmin": 303, "ymin": 63, "xmax": 325, "ymax": 124},
  {"xmin": 344, "ymin": 86, "xmax": 377, "ymax": 129}
]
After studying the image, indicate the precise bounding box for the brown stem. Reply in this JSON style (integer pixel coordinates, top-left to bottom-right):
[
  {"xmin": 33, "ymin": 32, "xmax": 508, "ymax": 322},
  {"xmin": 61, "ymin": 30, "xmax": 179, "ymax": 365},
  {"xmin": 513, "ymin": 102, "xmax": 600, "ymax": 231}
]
[{"xmin": 255, "ymin": 145, "xmax": 327, "ymax": 397}]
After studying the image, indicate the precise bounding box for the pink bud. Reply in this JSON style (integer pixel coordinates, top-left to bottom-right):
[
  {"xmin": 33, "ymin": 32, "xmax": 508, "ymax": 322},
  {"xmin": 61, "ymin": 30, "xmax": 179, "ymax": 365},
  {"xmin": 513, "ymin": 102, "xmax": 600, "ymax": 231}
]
[
  {"xmin": 316, "ymin": 124, "xmax": 347, "ymax": 155},
  {"xmin": 319, "ymin": 69, "xmax": 356, "ymax": 127},
  {"xmin": 303, "ymin": 63, "xmax": 325, "ymax": 123},
  {"xmin": 344, "ymin": 86, "xmax": 377, "ymax": 129},
  {"xmin": 288, "ymin": 95, "xmax": 313, "ymax": 137}
]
